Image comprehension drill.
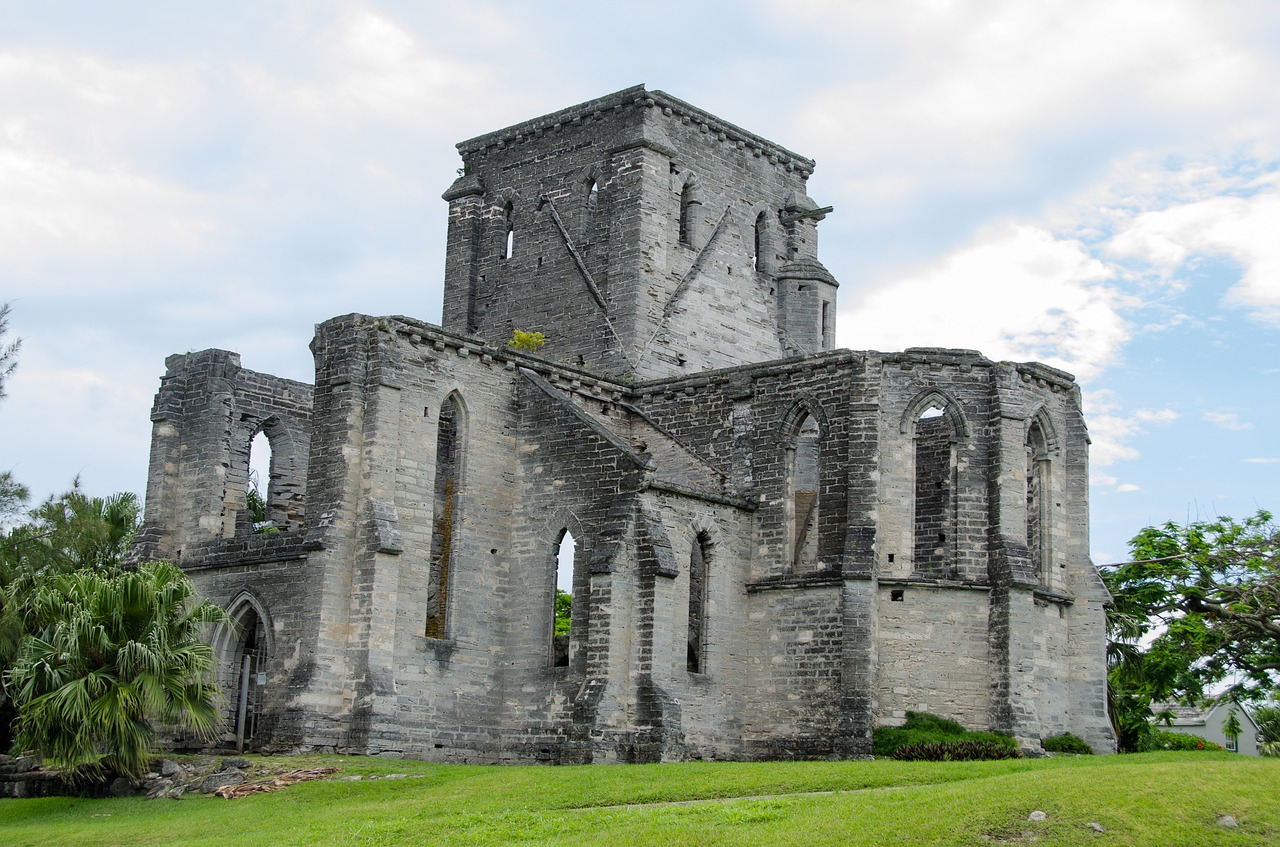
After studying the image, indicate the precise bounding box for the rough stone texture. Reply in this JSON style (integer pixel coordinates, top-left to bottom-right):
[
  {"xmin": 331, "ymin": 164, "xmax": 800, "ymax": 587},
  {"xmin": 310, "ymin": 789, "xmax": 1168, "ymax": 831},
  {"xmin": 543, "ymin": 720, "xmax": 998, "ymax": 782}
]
[{"xmin": 133, "ymin": 86, "xmax": 1116, "ymax": 763}]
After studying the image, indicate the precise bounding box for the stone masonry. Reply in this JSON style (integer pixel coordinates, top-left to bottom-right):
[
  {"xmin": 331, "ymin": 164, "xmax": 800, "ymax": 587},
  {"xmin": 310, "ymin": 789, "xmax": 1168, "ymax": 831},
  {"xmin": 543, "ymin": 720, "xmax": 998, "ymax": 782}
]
[{"xmin": 133, "ymin": 86, "xmax": 1116, "ymax": 762}]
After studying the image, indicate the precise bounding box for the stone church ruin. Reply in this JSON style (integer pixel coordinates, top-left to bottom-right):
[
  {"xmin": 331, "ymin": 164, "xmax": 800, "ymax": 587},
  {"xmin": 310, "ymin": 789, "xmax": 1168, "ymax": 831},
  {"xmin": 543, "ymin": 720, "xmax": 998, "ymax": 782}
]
[{"xmin": 133, "ymin": 86, "xmax": 1116, "ymax": 761}]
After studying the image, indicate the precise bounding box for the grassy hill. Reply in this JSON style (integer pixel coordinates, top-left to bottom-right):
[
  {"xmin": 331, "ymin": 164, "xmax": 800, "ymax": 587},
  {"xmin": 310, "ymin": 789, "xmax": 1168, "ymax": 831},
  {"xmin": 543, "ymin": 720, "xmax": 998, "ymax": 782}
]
[{"xmin": 2, "ymin": 751, "xmax": 1276, "ymax": 846}]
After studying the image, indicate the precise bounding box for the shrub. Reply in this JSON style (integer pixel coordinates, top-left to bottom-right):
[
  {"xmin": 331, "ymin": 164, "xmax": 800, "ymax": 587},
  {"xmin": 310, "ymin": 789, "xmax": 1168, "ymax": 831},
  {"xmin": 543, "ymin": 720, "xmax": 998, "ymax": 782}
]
[
  {"xmin": 893, "ymin": 740, "xmax": 1023, "ymax": 761},
  {"xmin": 873, "ymin": 711, "xmax": 1017, "ymax": 757},
  {"xmin": 508, "ymin": 329, "xmax": 546, "ymax": 352},
  {"xmin": 1136, "ymin": 730, "xmax": 1223, "ymax": 752},
  {"xmin": 1042, "ymin": 733, "xmax": 1093, "ymax": 755}
]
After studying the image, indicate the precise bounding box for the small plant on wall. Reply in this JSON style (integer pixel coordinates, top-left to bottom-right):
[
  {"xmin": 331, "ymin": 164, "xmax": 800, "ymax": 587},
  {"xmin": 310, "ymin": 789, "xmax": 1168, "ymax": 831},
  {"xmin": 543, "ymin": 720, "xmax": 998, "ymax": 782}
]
[{"xmin": 508, "ymin": 329, "xmax": 545, "ymax": 352}]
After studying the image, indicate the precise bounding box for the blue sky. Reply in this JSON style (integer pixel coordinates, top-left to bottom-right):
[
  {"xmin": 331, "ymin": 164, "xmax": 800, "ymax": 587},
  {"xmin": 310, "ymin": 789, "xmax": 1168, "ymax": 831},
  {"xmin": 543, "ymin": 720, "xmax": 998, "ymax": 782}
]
[{"xmin": 1, "ymin": 0, "xmax": 1277, "ymax": 564}]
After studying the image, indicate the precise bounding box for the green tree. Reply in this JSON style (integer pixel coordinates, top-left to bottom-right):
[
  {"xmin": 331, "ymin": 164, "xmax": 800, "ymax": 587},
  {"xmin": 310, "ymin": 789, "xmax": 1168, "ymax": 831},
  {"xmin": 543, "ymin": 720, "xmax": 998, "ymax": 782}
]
[
  {"xmin": 1251, "ymin": 704, "xmax": 1280, "ymax": 744},
  {"xmin": 2, "ymin": 483, "xmax": 140, "ymax": 579},
  {"xmin": 0, "ymin": 302, "xmax": 26, "ymax": 525},
  {"xmin": 1105, "ymin": 510, "xmax": 1280, "ymax": 698},
  {"xmin": 0, "ymin": 302, "xmax": 20, "ymax": 402},
  {"xmin": 4, "ymin": 561, "xmax": 229, "ymax": 781},
  {"xmin": 0, "ymin": 484, "xmax": 142, "ymax": 750},
  {"xmin": 0, "ymin": 471, "xmax": 28, "ymax": 524},
  {"xmin": 554, "ymin": 589, "xmax": 572, "ymax": 636},
  {"xmin": 1102, "ymin": 510, "xmax": 1280, "ymax": 750}
]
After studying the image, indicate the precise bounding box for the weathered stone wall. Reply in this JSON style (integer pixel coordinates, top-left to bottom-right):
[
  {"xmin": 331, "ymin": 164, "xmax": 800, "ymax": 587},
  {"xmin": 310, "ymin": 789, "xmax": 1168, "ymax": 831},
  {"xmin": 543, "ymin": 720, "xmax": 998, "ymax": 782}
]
[{"xmin": 875, "ymin": 585, "xmax": 993, "ymax": 726}]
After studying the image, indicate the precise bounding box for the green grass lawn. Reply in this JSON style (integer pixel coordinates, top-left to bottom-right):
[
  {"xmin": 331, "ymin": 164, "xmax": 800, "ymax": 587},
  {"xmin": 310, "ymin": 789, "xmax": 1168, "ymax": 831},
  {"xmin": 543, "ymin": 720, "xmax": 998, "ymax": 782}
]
[{"xmin": 2, "ymin": 752, "xmax": 1276, "ymax": 846}]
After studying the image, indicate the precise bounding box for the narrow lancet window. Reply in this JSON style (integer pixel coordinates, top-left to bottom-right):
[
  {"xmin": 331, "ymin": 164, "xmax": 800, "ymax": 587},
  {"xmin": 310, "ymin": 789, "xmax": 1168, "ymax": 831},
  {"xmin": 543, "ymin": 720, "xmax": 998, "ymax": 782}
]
[
  {"xmin": 792, "ymin": 415, "xmax": 820, "ymax": 570},
  {"xmin": 913, "ymin": 404, "xmax": 955, "ymax": 577},
  {"xmin": 426, "ymin": 396, "xmax": 463, "ymax": 638},
  {"xmin": 678, "ymin": 182, "xmax": 694, "ymax": 246},
  {"xmin": 1027, "ymin": 419, "xmax": 1050, "ymax": 582},
  {"xmin": 753, "ymin": 212, "xmax": 766, "ymax": 271},
  {"xmin": 687, "ymin": 532, "xmax": 710, "ymax": 673},
  {"xmin": 503, "ymin": 202, "xmax": 514, "ymax": 260},
  {"xmin": 584, "ymin": 180, "xmax": 598, "ymax": 241},
  {"xmin": 553, "ymin": 529, "xmax": 576, "ymax": 667}
]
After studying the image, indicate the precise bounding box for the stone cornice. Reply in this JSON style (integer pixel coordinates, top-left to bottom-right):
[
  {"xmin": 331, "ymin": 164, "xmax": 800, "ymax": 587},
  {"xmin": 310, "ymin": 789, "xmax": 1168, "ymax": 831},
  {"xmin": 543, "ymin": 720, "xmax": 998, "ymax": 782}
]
[{"xmin": 455, "ymin": 85, "xmax": 815, "ymax": 177}]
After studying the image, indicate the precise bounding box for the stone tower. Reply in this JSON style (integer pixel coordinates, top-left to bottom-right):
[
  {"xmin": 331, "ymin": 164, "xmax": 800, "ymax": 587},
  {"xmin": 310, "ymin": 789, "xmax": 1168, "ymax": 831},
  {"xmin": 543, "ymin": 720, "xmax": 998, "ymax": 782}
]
[{"xmin": 440, "ymin": 86, "xmax": 838, "ymax": 379}]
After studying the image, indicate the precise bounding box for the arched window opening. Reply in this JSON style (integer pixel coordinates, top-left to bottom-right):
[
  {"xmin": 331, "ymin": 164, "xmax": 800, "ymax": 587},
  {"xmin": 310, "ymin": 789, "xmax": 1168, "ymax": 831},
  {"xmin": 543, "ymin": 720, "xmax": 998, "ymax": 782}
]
[
  {"xmin": 584, "ymin": 180, "xmax": 599, "ymax": 241},
  {"xmin": 426, "ymin": 396, "xmax": 463, "ymax": 639},
  {"xmin": 247, "ymin": 430, "xmax": 273, "ymax": 532},
  {"xmin": 913, "ymin": 404, "xmax": 956, "ymax": 577},
  {"xmin": 687, "ymin": 532, "xmax": 710, "ymax": 673},
  {"xmin": 232, "ymin": 608, "xmax": 268, "ymax": 753},
  {"xmin": 753, "ymin": 212, "xmax": 766, "ymax": 272},
  {"xmin": 1027, "ymin": 420, "xmax": 1051, "ymax": 583},
  {"xmin": 503, "ymin": 202, "xmax": 515, "ymax": 260},
  {"xmin": 791, "ymin": 415, "xmax": 821, "ymax": 571},
  {"xmin": 678, "ymin": 182, "xmax": 695, "ymax": 246},
  {"xmin": 553, "ymin": 529, "xmax": 576, "ymax": 668}
]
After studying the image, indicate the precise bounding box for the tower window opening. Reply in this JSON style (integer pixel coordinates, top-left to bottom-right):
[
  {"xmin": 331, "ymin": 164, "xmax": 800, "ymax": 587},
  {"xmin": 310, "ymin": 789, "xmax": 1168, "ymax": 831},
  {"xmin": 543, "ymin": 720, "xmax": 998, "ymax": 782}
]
[
  {"xmin": 584, "ymin": 180, "xmax": 599, "ymax": 241},
  {"xmin": 679, "ymin": 182, "xmax": 694, "ymax": 246},
  {"xmin": 503, "ymin": 202, "xmax": 514, "ymax": 260},
  {"xmin": 753, "ymin": 212, "xmax": 766, "ymax": 271}
]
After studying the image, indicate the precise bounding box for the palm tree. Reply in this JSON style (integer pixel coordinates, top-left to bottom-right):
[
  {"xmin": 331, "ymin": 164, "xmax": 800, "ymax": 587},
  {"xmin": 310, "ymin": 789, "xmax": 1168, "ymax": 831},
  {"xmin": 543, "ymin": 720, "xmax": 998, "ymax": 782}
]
[{"xmin": 4, "ymin": 561, "xmax": 230, "ymax": 781}]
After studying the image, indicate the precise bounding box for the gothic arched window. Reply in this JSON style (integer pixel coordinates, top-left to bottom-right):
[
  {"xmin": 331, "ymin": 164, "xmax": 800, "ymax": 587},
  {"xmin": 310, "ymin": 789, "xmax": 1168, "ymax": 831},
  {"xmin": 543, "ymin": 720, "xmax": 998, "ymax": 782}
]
[
  {"xmin": 426, "ymin": 394, "xmax": 464, "ymax": 638},
  {"xmin": 790, "ymin": 414, "xmax": 821, "ymax": 571},
  {"xmin": 913, "ymin": 404, "xmax": 957, "ymax": 577},
  {"xmin": 687, "ymin": 532, "xmax": 711, "ymax": 673},
  {"xmin": 1027, "ymin": 417, "xmax": 1052, "ymax": 583}
]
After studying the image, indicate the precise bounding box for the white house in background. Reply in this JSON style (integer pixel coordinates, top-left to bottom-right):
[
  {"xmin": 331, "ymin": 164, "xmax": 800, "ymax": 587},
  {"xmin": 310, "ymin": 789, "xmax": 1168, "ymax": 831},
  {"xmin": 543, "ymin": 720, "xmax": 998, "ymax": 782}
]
[{"xmin": 1152, "ymin": 702, "xmax": 1261, "ymax": 755}]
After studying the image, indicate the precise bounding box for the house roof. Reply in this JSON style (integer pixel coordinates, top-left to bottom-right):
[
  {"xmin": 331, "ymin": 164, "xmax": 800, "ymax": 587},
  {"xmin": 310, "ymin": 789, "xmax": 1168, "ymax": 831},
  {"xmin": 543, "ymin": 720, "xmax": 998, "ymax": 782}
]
[{"xmin": 1150, "ymin": 701, "xmax": 1260, "ymax": 730}]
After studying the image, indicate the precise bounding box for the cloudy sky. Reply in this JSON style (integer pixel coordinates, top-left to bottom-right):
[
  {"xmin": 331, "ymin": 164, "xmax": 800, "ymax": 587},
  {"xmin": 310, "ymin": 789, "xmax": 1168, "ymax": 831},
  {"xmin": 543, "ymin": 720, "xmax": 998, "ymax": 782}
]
[{"xmin": 1, "ymin": 0, "xmax": 1277, "ymax": 563}]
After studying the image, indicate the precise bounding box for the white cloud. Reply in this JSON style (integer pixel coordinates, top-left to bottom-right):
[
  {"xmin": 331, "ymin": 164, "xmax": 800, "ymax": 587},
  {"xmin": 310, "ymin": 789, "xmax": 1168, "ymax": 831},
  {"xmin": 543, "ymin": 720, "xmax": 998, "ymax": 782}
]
[
  {"xmin": 0, "ymin": 52, "xmax": 215, "ymax": 273},
  {"xmin": 1117, "ymin": 483, "xmax": 1142, "ymax": 492},
  {"xmin": 1083, "ymin": 390, "xmax": 1143, "ymax": 467},
  {"xmin": 1134, "ymin": 408, "xmax": 1180, "ymax": 424},
  {"xmin": 1108, "ymin": 175, "xmax": 1280, "ymax": 324},
  {"xmin": 839, "ymin": 223, "xmax": 1129, "ymax": 381},
  {"xmin": 1203, "ymin": 411, "xmax": 1252, "ymax": 430},
  {"xmin": 782, "ymin": 0, "xmax": 1279, "ymax": 209},
  {"xmin": 1244, "ymin": 457, "xmax": 1280, "ymax": 464}
]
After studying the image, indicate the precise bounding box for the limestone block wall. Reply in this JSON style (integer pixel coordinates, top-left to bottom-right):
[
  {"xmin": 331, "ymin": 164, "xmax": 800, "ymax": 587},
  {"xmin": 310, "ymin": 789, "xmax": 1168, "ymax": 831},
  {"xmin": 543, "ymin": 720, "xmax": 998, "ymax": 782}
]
[
  {"xmin": 741, "ymin": 582, "xmax": 845, "ymax": 758},
  {"xmin": 875, "ymin": 585, "xmax": 993, "ymax": 726}
]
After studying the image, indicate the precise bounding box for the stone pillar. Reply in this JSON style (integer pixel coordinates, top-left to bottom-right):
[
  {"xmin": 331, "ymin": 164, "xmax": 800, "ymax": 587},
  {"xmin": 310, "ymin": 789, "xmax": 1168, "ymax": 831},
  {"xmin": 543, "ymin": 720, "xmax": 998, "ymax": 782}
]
[{"xmin": 132, "ymin": 349, "xmax": 242, "ymax": 562}]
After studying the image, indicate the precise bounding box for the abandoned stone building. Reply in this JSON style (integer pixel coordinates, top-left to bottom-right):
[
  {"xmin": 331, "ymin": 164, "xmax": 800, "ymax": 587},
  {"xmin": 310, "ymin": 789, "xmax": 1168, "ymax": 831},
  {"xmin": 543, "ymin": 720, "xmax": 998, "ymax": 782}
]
[{"xmin": 133, "ymin": 85, "xmax": 1116, "ymax": 762}]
